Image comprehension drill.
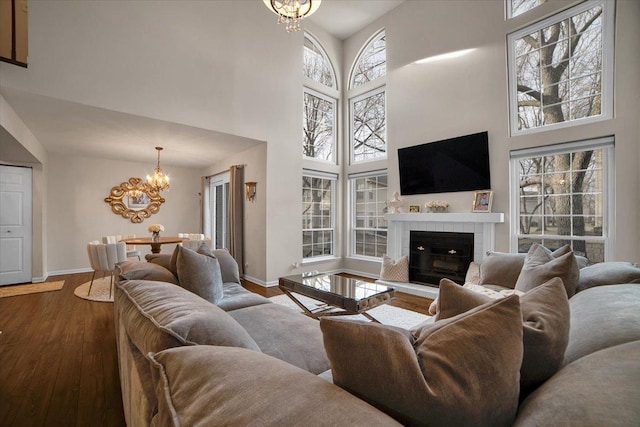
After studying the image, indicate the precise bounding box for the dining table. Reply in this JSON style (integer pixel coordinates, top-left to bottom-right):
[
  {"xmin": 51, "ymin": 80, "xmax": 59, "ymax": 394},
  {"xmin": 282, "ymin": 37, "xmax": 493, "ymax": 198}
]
[{"xmin": 121, "ymin": 236, "xmax": 186, "ymax": 254}]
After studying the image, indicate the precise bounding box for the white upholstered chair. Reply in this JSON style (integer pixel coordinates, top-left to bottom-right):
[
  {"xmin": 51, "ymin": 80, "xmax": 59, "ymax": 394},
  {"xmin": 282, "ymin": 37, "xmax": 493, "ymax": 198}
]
[
  {"xmin": 179, "ymin": 233, "xmax": 212, "ymax": 250},
  {"xmin": 87, "ymin": 241, "xmax": 127, "ymax": 298},
  {"xmin": 102, "ymin": 235, "xmax": 141, "ymax": 260}
]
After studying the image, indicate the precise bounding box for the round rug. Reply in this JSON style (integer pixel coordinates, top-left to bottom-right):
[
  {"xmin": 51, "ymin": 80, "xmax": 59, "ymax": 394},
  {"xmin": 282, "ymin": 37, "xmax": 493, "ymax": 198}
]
[{"xmin": 74, "ymin": 276, "xmax": 115, "ymax": 303}]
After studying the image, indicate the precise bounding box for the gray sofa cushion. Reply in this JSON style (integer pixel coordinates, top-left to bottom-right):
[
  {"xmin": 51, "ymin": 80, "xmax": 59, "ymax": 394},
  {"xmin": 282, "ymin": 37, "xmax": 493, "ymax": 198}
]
[
  {"xmin": 564, "ymin": 284, "xmax": 640, "ymax": 365},
  {"xmin": 117, "ymin": 260, "xmax": 178, "ymax": 284},
  {"xmin": 217, "ymin": 282, "xmax": 272, "ymax": 311},
  {"xmin": 479, "ymin": 252, "xmax": 526, "ymax": 289},
  {"xmin": 116, "ymin": 279, "xmax": 260, "ymax": 356},
  {"xmin": 576, "ymin": 261, "xmax": 640, "ymax": 293},
  {"xmin": 515, "ymin": 244, "xmax": 579, "ymax": 297},
  {"xmin": 514, "ymin": 341, "xmax": 640, "ymax": 427},
  {"xmin": 228, "ymin": 303, "xmax": 330, "ymax": 374},
  {"xmin": 197, "ymin": 243, "xmax": 241, "ymax": 284},
  {"xmin": 176, "ymin": 245, "xmax": 223, "ymax": 304},
  {"xmin": 321, "ymin": 296, "xmax": 523, "ymax": 427},
  {"xmin": 436, "ymin": 278, "xmax": 570, "ymax": 397},
  {"xmin": 149, "ymin": 346, "xmax": 401, "ymax": 427}
]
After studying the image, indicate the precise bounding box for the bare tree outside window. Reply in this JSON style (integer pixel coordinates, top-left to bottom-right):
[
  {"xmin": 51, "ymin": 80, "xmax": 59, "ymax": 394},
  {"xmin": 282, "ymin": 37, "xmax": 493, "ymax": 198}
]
[
  {"xmin": 350, "ymin": 32, "xmax": 386, "ymax": 89},
  {"xmin": 352, "ymin": 91, "xmax": 386, "ymax": 162},
  {"xmin": 509, "ymin": 0, "xmax": 546, "ymax": 18},
  {"xmin": 513, "ymin": 2, "xmax": 605, "ymax": 131},
  {"xmin": 302, "ymin": 175, "xmax": 335, "ymax": 258},
  {"xmin": 303, "ymin": 90, "xmax": 335, "ymax": 161},
  {"xmin": 303, "ymin": 34, "xmax": 334, "ymax": 87}
]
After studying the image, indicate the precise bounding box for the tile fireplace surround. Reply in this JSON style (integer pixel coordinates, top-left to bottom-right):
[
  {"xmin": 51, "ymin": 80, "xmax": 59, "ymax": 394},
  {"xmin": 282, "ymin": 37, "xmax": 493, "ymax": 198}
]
[{"xmin": 376, "ymin": 212, "xmax": 504, "ymax": 299}]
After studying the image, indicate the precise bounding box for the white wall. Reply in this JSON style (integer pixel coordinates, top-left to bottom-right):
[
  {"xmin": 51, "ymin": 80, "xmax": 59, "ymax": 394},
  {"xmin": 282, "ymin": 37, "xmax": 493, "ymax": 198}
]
[
  {"xmin": 344, "ymin": 0, "xmax": 640, "ymax": 275},
  {"xmin": 46, "ymin": 153, "xmax": 202, "ymax": 274}
]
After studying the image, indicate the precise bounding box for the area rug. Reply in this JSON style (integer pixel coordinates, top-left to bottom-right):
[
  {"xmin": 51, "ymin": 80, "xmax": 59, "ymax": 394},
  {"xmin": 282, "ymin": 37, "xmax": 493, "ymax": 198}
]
[
  {"xmin": 269, "ymin": 293, "xmax": 432, "ymax": 330},
  {"xmin": 0, "ymin": 280, "xmax": 65, "ymax": 298},
  {"xmin": 74, "ymin": 276, "xmax": 114, "ymax": 303}
]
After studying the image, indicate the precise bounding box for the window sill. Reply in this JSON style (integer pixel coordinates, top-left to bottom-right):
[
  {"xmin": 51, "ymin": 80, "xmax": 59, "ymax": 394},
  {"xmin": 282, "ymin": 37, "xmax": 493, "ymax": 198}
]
[
  {"xmin": 301, "ymin": 256, "xmax": 340, "ymax": 265},
  {"xmin": 347, "ymin": 255, "xmax": 383, "ymax": 263}
]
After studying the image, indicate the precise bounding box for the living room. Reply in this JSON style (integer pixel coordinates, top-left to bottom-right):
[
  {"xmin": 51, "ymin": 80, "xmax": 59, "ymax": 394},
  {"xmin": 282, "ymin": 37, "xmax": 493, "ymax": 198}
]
[
  {"xmin": 1, "ymin": 1, "xmax": 640, "ymax": 426},
  {"xmin": 1, "ymin": 0, "xmax": 638, "ymax": 287}
]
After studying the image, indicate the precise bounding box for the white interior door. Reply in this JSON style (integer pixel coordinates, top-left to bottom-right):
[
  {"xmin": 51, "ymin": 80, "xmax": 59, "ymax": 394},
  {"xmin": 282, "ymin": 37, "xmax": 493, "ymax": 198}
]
[{"xmin": 0, "ymin": 165, "xmax": 32, "ymax": 285}]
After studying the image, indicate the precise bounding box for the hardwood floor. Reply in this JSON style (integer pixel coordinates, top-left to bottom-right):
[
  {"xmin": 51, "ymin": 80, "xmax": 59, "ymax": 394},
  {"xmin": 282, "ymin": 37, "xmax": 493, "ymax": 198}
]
[
  {"xmin": 0, "ymin": 272, "xmax": 125, "ymax": 427},
  {"xmin": 0, "ymin": 272, "xmax": 432, "ymax": 427}
]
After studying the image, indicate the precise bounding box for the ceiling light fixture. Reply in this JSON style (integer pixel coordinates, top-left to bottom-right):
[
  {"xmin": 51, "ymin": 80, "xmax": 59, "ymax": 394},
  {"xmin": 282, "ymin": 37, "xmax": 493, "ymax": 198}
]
[
  {"xmin": 263, "ymin": 0, "xmax": 322, "ymax": 33},
  {"xmin": 414, "ymin": 48, "xmax": 476, "ymax": 65},
  {"xmin": 147, "ymin": 146, "xmax": 170, "ymax": 192}
]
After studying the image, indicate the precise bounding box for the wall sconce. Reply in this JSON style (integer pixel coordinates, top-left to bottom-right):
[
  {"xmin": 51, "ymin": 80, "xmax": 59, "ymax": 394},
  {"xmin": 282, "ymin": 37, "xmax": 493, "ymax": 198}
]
[{"xmin": 245, "ymin": 182, "xmax": 257, "ymax": 201}]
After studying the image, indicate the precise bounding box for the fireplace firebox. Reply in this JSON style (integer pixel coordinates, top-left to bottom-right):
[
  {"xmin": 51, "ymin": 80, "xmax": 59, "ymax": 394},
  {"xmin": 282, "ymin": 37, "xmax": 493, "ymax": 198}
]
[{"xmin": 409, "ymin": 231, "xmax": 474, "ymax": 286}]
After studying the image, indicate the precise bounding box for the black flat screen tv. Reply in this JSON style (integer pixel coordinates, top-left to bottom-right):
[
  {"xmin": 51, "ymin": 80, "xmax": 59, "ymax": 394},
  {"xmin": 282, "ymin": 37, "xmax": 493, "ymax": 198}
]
[{"xmin": 398, "ymin": 131, "xmax": 490, "ymax": 195}]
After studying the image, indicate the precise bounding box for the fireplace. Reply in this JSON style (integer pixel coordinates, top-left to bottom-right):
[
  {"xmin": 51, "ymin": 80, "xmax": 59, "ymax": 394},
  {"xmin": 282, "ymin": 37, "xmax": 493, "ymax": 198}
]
[{"xmin": 409, "ymin": 231, "xmax": 474, "ymax": 286}]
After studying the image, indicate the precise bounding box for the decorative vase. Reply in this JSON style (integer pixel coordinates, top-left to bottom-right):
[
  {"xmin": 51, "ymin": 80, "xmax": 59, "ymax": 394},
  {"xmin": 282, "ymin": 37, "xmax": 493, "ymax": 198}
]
[
  {"xmin": 428, "ymin": 206, "xmax": 449, "ymax": 213},
  {"xmin": 152, "ymin": 231, "xmax": 160, "ymax": 242}
]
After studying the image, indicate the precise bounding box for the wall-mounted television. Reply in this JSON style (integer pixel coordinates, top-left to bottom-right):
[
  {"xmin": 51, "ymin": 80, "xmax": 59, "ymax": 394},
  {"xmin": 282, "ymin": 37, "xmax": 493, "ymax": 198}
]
[{"xmin": 398, "ymin": 131, "xmax": 490, "ymax": 195}]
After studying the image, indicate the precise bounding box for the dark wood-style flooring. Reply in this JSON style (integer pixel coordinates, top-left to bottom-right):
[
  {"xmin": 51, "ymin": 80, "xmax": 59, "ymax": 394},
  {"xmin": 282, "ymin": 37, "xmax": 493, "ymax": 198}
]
[{"xmin": 0, "ymin": 272, "xmax": 431, "ymax": 427}]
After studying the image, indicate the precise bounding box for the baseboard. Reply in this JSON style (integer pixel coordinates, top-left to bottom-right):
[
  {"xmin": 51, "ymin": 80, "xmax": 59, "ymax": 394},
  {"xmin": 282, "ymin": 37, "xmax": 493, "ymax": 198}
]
[
  {"xmin": 31, "ymin": 275, "xmax": 48, "ymax": 283},
  {"xmin": 47, "ymin": 267, "xmax": 93, "ymax": 277},
  {"xmin": 243, "ymin": 275, "xmax": 279, "ymax": 288}
]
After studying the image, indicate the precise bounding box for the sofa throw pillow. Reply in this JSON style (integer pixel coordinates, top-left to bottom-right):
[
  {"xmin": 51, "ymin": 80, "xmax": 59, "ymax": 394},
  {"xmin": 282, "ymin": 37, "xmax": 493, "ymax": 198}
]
[
  {"xmin": 197, "ymin": 244, "xmax": 241, "ymax": 284},
  {"xmin": 515, "ymin": 243, "xmax": 579, "ymax": 297},
  {"xmin": 117, "ymin": 260, "xmax": 178, "ymax": 285},
  {"xmin": 320, "ymin": 296, "xmax": 523, "ymax": 427},
  {"xmin": 380, "ymin": 255, "xmax": 409, "ymax": 282},
  {"xmin": 436, "ymin": 277, "xmax": 570, "ymax": 397},
  {"xmin": 428, "ymin": 279, "xmax": 524, "ymax": 316},
  {"xmin": 478, "ymin": 252, "xmax": 526, "ymax": 289},
  {"xmin": 576, "ymin": 261, "xmax": 640, "ymax": 293},
  {"xmin": 145, "ymin": 254, "xmax": 174, "ymax": 273},
  {"xmin": 176, "ymin": 246, "xmax": 224, "ymax": 304}
]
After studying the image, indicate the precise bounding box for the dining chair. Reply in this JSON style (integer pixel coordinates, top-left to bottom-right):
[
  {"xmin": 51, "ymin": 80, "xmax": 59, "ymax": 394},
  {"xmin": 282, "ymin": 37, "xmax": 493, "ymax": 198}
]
[
  {"xmin": 102, "ymin": 235, "xmax": 141, "ymax": 260},
  {"xmin": 86, "ymin": 241, "xmax": 127, "ymax": 298},
  {"xmin": 179, "ymin": 233, "xmax": 212, "ymax": 250}
]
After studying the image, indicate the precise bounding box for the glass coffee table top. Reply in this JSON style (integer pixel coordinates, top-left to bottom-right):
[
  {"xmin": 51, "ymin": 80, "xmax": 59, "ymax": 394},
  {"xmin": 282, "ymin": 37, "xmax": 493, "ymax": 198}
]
[{"xmin": 278, "ymin": 273, "xmax": 395, "ymax": 321}]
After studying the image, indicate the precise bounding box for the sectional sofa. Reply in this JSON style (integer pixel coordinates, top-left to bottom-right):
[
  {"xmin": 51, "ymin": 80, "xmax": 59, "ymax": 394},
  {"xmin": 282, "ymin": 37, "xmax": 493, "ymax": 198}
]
[{"xmin": 113, "ymin": 244, "xmax": 640, "ymax": 426}]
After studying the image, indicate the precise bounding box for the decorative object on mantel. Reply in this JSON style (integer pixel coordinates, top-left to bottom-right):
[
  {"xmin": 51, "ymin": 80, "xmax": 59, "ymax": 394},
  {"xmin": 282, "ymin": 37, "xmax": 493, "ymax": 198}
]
[
  {"xmin": 426, "ymin": 200, "xmax": 450, "ymax": 213},
  {"xmin": 386, "ymin": 191, "xmax": 405, "ymax": 213},
  {"xmin": 148, "ymin": 224, "xmax": 165, "ymax": 242},
  {"xmin": 147, "ymin": 146, "xmax": 170, "ymax": 192},
  {"xmin": 104, "ymin": 177, "xmax": 165, "ymax": 223},
  {"xmin": 409, "ymin": 205, "xmax": 421, "ymax": 213},
  {"xmin": 472, "ymin": 190, "xmax": 493, "ymax": 212},
  {"xmin": 262, "ymin": 0, "xmax": 321, "ymax": 33}
]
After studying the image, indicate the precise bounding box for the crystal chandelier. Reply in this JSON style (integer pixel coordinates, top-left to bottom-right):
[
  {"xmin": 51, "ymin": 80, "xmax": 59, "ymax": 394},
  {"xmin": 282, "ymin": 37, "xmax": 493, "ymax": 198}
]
[
  {"xmin": 263, "ymin": 0, "xmax": 322, "ymax": 33},
  {"xmin": 146, "ymin": 147, "xmax": 170, "ymax": 192}
]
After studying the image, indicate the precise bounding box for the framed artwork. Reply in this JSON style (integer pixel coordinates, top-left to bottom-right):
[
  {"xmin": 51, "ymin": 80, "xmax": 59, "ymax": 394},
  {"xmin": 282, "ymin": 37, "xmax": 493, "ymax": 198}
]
[
  {"xmin": 472, "ymin": 190, "xmax": 493, "ymax": 212},
  {"xmin": 127, "ymin": 192, "xmax": 151, "ymax": 209},
  {"xmin": 409, "ymin": 205, "xmax": 421, "ymax": 213}
]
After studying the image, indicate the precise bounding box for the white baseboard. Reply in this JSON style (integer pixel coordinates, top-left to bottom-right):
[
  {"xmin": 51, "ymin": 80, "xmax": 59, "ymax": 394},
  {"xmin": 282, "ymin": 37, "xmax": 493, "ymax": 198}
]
[
  {"xmin": 31, "ymin": 276, "xmax": 48, "ymax": 283},
  {"xmin": 243, "ymin": 275, "xmax": 279, "ymax": 288},
  {"xmin": 47, "ymin": 267, "xmax": 93, "ymax": 277}
]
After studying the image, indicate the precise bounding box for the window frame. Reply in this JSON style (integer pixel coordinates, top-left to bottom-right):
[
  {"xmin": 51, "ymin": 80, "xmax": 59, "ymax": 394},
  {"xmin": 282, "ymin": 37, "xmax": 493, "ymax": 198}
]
[
  {"xmin": 349, "ymin": 170, "xmax": 388, "ymax": 260},
  {"xmin": 509, "ymin": 136, "xmax": 615, "ymax": 261},
  {"xmin": 506, "ymin": 0, "xmax": 615, "ymax": 136},
  {"xmin": 348, "ymin": 29, "xmax": 386, "ymax": 91},
  {"xmin": 303, "ymin": 32, "xmax": 337, "ymax": 90},
  {"xmin": 302, "ymin": 170, "xmax": 338, "ymax": 263},
  {"xmin": 303, "ymin": 87, "xmax": 337, "ymax": 164}
]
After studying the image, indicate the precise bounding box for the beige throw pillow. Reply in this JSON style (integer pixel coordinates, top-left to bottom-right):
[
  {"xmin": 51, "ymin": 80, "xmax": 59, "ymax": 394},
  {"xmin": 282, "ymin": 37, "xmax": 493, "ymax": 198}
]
[
  {"xmin": 515, "ymin": 243, "xmax": 579, "ymax": 297},
  {"xmin": 478, "ymin": 252, "xmax": 526, "ymax": 289},
  {"xmin": 320, "ymin": 296, "xmax": 523, "ymax": 427},
  {"xmin": 436, "ymin": 277, "xmax": 570, "ymax": 397},
  {"xmin": 176, "ymin": 246, "xmax": 224, "ymax": 304},
  {"xmin": 380, "ymin": 255, "xmax": 409, "ymax": 282}
]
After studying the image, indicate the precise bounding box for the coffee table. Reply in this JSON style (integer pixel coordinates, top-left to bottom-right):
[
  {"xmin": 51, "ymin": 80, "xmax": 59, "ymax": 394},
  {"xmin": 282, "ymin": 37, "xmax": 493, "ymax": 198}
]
[{"xmin": 278, "ymin": 273, "xmax": 395, "ymax": 322}]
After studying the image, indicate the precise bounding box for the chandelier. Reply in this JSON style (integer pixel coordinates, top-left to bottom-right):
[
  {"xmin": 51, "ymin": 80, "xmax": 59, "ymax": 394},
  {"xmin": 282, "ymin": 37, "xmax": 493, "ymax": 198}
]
[
  {"xmin": 146, "ymin": 147, "xmax": 170, "ymax": 192},
  {"xmin": 263, "ymin": 0, "xmax": 322, "ymax": 33}
]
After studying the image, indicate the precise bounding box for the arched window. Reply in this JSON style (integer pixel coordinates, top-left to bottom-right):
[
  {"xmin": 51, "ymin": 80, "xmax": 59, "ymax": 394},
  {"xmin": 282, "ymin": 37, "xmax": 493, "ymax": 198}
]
[
  {"xmin": 350, "ymin": 30, "xmax": 386, "ymax": 89},
  {"xmin": 303, "ymin": 33, "xmax": 337, "ymax": 163},
  {"xmin": 349, "ymin": 30, "xmax": 386, "ymax": 164},
  {"xmin": 303, "ymin": 33, "xmax": 335, "ymax": 88}
]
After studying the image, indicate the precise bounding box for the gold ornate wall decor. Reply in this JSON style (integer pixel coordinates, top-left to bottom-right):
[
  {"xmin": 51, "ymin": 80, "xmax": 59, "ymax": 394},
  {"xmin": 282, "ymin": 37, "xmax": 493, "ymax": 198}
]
[{"xmin": 104, "ymin": 177, "xmax": 165, "ymax": 223}]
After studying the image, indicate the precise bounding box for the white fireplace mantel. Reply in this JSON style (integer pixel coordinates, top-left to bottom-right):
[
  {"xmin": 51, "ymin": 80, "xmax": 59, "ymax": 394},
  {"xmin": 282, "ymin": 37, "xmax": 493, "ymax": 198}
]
[{"xmin": 379, "ymin": 212, "xmax": 505, "ymax": 299}]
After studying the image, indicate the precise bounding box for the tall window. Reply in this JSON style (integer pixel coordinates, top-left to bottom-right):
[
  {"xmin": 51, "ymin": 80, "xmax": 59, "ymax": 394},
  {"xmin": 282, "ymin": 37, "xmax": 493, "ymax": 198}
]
[
  {"xmin": 351, "ymin": 172, "xmax": 387, "ymax": 258},
  {"xmin": 302, "ymin": 171, "xmax": 336, "ymax": 260},
  {"xmin": 303, "ymin": 33, "xmax": 337, "ymax": 163},
  {"xmin": 510, "ymin": 137, "xmax": 614, "ymax": 263},
  {"xmin": 507, "ymin": 0, "xmax": 614, "ymax": 135},
  {"xmin": 349, "ymin": 30, "xmax": 387, "ymax": 164}
]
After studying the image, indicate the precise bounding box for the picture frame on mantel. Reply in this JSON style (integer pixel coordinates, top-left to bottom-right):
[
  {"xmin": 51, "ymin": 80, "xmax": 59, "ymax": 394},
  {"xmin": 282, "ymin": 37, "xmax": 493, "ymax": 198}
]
[{"xmin": 472, "ymin": 190, "xmax": 493, "ymax": 213}]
